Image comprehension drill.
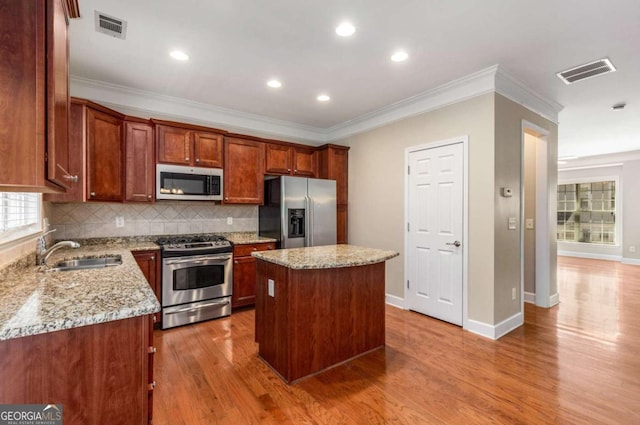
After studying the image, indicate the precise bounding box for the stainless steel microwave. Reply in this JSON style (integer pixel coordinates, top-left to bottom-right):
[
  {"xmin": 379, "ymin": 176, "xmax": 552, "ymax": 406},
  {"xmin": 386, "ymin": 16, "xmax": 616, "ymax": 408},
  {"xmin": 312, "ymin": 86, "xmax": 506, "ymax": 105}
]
[{"xmin": 156, "ymin": 164, "xmax": 223, "ymax": 201}]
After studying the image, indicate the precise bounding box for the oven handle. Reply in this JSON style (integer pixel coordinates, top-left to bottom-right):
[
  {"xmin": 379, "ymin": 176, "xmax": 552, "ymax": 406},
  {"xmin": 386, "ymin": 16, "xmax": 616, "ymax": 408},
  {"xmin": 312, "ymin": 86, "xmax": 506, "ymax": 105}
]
[
  {"xmin": 164, "ymin": 299, "xmax": 230, "ymax": 315},
  {"xmin": 164, "ymin": 255, "xmax": 231, "ymax": 265}
]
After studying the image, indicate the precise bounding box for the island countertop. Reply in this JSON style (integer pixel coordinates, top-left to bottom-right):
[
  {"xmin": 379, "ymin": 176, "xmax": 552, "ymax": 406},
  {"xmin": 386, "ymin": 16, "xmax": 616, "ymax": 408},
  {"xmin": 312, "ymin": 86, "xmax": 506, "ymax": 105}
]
[
  {"xmin": 0, "ymin": 242, "xmax": 161, "ymax": 341},
  {"xmin": 251, "ymin": 244, "xmax": 398, "ymax": 270}
]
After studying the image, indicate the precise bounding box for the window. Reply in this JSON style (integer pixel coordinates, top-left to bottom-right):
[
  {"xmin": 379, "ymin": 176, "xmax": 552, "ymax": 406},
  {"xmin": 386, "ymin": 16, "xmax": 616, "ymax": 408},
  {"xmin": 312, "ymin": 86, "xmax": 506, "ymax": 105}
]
[
  {"xmin": 557, "ymin": 180, "xmax": 616, "ymax": 244},
  {"xmin": 0, "ymin": 192, "xmax": 42, "ymax": 244}
]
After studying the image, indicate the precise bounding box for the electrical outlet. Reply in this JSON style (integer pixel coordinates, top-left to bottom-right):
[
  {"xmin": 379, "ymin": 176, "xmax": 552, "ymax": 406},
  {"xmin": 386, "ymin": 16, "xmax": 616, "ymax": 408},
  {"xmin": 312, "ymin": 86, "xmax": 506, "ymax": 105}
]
[
  {"xmin": 227, "ymin": 217, "xmax": 233, "ymax": 225},
  {"xmin": 115, "ymin": 216, "xmax": 125, "ymax": 228},
  {"xmin": 268, "ymin": 279, "xmax": 275, "ymax": 297},
  {"xmin": 512, "ymin": 287, "xmax": 517, "ymax": 300},
  {"xmin": 630, "ymin": 246, "xmax": 636, "ymax": 253},
  {"xmin": 508, "ymin": 217, "xmax": 517, "ymax": 230},
  {"xmin": 526, "ymin": 219, "xmax": 534, "ymax": 229}
]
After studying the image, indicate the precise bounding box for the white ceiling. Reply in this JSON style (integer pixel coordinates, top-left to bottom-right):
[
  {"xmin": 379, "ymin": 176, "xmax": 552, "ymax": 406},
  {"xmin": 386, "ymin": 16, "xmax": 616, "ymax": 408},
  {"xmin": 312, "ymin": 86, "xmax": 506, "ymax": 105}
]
[{"xmin": 69, "ymin": 0, "xmax": 640, "ymax": 157}]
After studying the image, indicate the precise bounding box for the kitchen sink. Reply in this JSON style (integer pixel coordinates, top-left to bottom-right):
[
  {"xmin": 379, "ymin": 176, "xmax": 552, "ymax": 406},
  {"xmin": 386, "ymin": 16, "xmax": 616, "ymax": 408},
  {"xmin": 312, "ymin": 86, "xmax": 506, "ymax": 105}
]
[{"xmin": 47, "ymin": 255, "xmax": 122, "ymax": 272}]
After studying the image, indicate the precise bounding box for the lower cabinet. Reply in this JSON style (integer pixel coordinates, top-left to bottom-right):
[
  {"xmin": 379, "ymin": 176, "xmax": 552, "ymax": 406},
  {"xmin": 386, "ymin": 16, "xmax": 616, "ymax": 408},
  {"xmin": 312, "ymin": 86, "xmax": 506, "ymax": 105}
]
[
  {"xmin": 133, "ymin": 250, "xmax": 162, "ymax": 327},
  {"xmin": 0, "ymin": 315, "xmax": 154, "ymax": 425},
  {"xmin": 232, "ymin": 242, "xmax": 275, "ymax": 308}
]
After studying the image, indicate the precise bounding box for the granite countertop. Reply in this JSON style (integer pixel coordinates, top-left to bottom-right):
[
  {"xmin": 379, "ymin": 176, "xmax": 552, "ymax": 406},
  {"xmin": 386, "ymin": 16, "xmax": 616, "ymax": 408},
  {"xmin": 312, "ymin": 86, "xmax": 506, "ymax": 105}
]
[
  {"xmin": 0, "ymin": 241, "xmax": 161, "ymax": 341},
  {"xmin": 222, "ymin": 232, "xmax": 277, "ymax": 245},
  {"xmin": 251, "ymin": 244, "xmax": 399, "ymax": 270}
]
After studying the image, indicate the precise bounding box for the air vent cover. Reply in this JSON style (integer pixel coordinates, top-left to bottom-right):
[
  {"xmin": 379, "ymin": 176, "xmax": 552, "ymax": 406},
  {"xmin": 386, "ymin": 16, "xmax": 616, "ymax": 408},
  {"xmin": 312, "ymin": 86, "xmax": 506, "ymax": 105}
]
[
  {"xmin": 94, "ymin": 11, "xmax": 127, "ymax": 39},
  {"xmin": 557, "ymin": 58, "xmax": 616, "ymax": 84}
]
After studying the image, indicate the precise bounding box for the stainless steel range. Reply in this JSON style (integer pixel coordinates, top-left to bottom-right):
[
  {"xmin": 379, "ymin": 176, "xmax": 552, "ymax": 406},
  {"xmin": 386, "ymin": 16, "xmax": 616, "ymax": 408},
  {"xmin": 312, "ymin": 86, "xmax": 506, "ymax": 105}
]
[{"xmin": 156, "ymin": 235, "xmax": 233, "ymax": 329}]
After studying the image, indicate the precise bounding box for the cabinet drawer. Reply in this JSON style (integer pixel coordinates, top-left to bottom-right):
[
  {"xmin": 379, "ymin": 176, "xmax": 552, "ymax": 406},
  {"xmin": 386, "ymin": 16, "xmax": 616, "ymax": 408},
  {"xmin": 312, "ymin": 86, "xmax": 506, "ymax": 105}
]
[{"xmin": 233, "ymin": 242, "xmax": 276, "ymax": 257}]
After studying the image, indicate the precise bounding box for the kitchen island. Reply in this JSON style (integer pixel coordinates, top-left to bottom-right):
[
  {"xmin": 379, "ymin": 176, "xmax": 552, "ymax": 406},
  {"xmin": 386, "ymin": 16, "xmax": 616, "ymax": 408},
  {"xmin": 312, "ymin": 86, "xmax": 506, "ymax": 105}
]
[{"xmin": 252, "ymin": 244, "xmax": 398, "ymax": 383}]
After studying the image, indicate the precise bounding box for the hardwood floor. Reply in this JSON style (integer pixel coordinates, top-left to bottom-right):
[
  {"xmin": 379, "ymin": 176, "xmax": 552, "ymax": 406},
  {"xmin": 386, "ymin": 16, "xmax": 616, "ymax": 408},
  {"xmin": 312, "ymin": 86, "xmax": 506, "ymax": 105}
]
[{"xmin": 153, "ymin": 257, "xmax": 640, "ymax": 424}]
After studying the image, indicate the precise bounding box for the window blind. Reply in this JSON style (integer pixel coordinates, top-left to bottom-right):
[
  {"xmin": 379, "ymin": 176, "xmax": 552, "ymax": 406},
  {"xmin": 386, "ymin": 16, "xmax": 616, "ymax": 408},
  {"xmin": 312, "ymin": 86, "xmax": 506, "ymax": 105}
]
[{"xmin": 0, "ymin": 192, "xmax": 42, "ymax": 243}]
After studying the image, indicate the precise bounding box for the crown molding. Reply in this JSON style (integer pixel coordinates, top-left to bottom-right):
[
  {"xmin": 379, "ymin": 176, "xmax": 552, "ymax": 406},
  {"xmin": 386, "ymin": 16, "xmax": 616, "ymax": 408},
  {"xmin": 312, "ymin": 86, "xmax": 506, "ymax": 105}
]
[
  {"xmin": 325, "ymin": 66, "xmax": 499, "ymax": 141},
  {"xmin": 71, "ymin": 65, "xmax": 563, "ymax": 144},
  {"xmin": 70, "ymin": 76, "xmax": 328, "ymax": 144},
  {"xmin": 494, "ymin": 68, "xmax": 563, "ymax": 124}
]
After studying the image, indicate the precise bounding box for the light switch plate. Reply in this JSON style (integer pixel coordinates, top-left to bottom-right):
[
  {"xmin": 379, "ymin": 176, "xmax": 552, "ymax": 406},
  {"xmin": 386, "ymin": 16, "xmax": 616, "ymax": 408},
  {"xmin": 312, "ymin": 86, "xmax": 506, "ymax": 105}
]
[
  {"xmin": 115, "ymin": 216, "xmax": 125, "ymax": 228},
  {"xmin": 526, "ymin": 219, "xmax": 534, "ymax": 229},
  {"xmin": 227, "ymin": 217, "xmax": 233, "ymax": 225},
  {"xmin": 508, "ymin": 217, "xmax": 517, "ymax": 230},
  {"xmin": 268, "ymin": 279, "xmax": 275, "ymax": 297}
]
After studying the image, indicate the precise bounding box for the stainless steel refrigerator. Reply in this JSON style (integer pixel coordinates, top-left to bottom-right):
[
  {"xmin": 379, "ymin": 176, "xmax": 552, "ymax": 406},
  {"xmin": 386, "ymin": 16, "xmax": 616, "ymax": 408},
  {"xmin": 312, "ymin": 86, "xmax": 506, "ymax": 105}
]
[{"xmin": 259, "ymin": 176, "xmax": 337, "ymax": 248}]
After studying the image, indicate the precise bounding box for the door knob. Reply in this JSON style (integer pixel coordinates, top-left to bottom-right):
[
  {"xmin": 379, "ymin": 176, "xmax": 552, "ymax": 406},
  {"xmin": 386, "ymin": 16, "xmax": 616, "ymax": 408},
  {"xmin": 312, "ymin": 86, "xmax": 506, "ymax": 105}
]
[{"xmin": 446, "ymin": 241, "xmax": 461, "ymax": 247}]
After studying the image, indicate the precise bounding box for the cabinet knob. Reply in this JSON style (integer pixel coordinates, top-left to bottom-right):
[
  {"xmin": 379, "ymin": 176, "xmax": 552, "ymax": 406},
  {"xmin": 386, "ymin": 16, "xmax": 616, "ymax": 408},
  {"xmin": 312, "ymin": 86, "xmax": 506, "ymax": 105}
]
[
  {"xmin": 90, "ymin": 192, "xmax": 96, "ymax": 197},
  {"xmin": 252, "ymin": 247, "xmax": 257, "ymax": 251},
  {"xmin": 234, "ymin": 260, "xmax": 238, "ymax": 264},
  {"xmin": 287, "ymin": 168, "xmax": 291, "ymax": 172},
  {"xmin": 147, "ymin": 195, "xmax": 152, "ymax": 199},
  {"xmin": 63, "ymin": 175, "xmax": 78, "ymax": 182},
  {"xmin": 151, "ymin": 256, "xmax": 155, "ymax": 260},
  {"xmin": 148, "ymin": 346, "xmax": 157, "ymax": 354},
  {"xmin": 225, "ymin": 197, "xmax": 228, "ymax": 201},
  {"xmin": 185, "ymin": 157, "xmax": 190, "ymax": 161},
  {"xmin": 195, "ymin": 158, "xmax": 200, "ymax": 162},
  {"xmin": 148, "ymin": 381, "xmax": 157, "ymax": 391}
]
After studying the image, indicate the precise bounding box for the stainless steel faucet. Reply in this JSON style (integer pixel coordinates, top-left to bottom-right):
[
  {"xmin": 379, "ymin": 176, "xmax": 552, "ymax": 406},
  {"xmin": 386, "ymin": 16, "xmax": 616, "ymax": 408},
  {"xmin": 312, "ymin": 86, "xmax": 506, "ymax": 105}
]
[{"xmin": 36, "ymin": 229, "xmax": 81, "ymax": 266}]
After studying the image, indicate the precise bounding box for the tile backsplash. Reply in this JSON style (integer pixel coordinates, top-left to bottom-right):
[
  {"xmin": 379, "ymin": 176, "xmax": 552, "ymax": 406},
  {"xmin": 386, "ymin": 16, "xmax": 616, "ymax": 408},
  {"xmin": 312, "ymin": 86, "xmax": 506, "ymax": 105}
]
[{"xmin": 48, "ymin": 202, "xmax": 257, "ymax": 239}]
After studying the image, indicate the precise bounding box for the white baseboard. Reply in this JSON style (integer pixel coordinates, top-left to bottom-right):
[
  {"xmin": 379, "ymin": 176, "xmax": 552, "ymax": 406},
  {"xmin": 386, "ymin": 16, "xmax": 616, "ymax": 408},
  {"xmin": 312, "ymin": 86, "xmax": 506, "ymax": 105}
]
[
  {"xmin": 524, "ymin": 291, "xmax": 536, "ymax": 304},
  {"xmin": 621, "ymin": 257, "xmax": 640, "ymax": 266},
  {"xmin": 385, "ymin": 294, "xmax": 405, "ymax": 309},
  {"xmin": 464, "ymin": 312, "xmax": 524, "ymax": 340},
  {"xmin": 558, "ymin": 251, "xmax": 621, "ymax": 261},
  {"xmin": 549, "ymin": 292, "xmax": 559, "ymax": 307}
]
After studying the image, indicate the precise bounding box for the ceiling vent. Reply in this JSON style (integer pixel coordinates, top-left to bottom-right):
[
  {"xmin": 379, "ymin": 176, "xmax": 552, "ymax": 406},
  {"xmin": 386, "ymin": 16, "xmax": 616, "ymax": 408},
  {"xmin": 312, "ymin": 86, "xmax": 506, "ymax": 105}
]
[
  {"xmin": 94, "ymin": 11, "xmax": 127, "ymax": 39},
  {"xmin": 556, "ymin": 58, "xmax": 616, "ymax": 84}
]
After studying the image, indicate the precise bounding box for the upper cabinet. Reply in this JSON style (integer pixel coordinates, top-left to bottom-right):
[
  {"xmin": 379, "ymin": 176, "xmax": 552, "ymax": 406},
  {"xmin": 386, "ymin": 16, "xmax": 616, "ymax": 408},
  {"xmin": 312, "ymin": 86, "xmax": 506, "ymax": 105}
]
[
  {"xmin": 265, "ymin": 143, "xmax": 317, "ymax": 177},
  {"xmin": 155, "ymin": 121, "xmax": 224, "ymax": 168},
  {"xmin": 224, "ymin": 137, "xmax": 264, "ymax": 204},
  {"xmin": 318, "ymin": 145, "xmax": 350, "ymax": 243},
  {"xmin": 87, "ymin": 107, "xmax": 125, "ymax": 202},
  {"xmin": 0, "ymin": 0, "xmax": 79, "ymax": 192},
  {"xmin": 125, "ymin": 120, "xmax": 155, "ymax": 203}
]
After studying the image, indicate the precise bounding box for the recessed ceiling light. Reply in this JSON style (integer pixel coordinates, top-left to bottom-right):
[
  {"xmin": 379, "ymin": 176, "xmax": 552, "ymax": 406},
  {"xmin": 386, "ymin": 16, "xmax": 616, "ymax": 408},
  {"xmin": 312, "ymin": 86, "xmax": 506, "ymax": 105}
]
[
  {"xmin": 317, "ymin": 94, "xmax": 331, "ymax": 102},
  {"xmin": 391, "ymin": 51, "xmax": 409, "ymax": 62},
  {"xmin": 170, "ymin": 50, "xmax": 189, "ymax": 61},
  {"xmin": 335, "ymin": 22, "xmax": 356, "ymax": 37},
  {"xmin": 267, "ymin": 79, "xmax": 282, "ymax": 88},
  {"xmin": 612, "ymin": 102, "xmax": 626, "ymax": 110}
]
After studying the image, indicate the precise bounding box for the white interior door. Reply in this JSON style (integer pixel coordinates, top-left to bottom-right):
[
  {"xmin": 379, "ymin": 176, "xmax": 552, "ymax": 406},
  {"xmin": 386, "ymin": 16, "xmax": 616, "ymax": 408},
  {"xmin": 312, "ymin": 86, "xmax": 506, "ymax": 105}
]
[{"xmin": 407, "ymin": 142, "xmax": 464, "ymax": 325}]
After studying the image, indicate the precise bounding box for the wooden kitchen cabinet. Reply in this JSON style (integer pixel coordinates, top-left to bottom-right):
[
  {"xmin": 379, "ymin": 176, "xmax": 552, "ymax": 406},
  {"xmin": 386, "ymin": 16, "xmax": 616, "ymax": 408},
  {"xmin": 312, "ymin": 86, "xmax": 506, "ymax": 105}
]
[
  {"xmin": 126, "ymin": 120, "xmax": 155, "ymax": 202},
  {"xmin": 265, "ymin": 143, "xmax": 317, "ymax": 177},
  {"xmin": 133, "ymin": 250, "xmax": 162, "ymax": 326},
  {"xmin": 232, "ymin": 242, "xmax": 276, "ymax": 308},
  {"xmin": 87, "ymin": 107, "xmax": 125, "ymax": 201},
  {"xmin": 318, "ymin": 144, "xmax": 350, "ymax": 243},
  {"xmin": 155, "ymin": 121, "xmax": 224, "ymax": 168},
  {"xmin": 0, "ymin": 315, "xmax": 153, "ymax": 425},
  {"xmin": 0, "ymin": 0, "xmax": 79, "ymax": 192},
  {"xmin": 224, "ymin": 137, "xmax": 265, "ymax": 204}
]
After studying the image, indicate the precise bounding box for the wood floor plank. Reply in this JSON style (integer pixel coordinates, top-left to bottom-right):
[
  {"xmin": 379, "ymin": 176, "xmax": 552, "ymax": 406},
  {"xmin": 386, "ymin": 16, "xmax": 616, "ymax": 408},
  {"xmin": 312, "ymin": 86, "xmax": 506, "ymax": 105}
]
[{"xmin": 153, "ymin": 257, "xmax": 640, "ymax": 424}]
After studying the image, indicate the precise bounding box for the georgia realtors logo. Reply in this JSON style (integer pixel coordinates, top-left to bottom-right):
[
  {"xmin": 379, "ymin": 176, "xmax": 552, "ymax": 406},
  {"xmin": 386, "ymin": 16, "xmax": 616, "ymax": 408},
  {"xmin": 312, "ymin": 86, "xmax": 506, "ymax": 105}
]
[{"xmin": 0, "ymin": 404, "xmax": 63, "ymax": 425}]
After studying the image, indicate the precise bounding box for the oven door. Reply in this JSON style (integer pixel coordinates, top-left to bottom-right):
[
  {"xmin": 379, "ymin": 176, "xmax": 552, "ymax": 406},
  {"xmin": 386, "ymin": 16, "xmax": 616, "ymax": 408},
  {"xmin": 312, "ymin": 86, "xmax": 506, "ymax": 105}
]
[{"xmin": 162, "ymin": 253, "xmax": 232, "ymax": 307}]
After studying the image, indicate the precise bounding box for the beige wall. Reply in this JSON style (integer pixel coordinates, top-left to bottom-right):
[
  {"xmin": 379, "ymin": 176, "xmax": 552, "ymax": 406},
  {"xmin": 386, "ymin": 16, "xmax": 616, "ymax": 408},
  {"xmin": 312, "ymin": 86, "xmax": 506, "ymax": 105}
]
[
  {"xmin": 341, "ymin": 93, "xmax": 496, "ymax": 324},
  {"xmin": 523, "ymin": 134, "xmax": 537, "ymax": 294},
  {"xmin": 494, "ymin": 94, "xmax": 558, "ymax": 321}
]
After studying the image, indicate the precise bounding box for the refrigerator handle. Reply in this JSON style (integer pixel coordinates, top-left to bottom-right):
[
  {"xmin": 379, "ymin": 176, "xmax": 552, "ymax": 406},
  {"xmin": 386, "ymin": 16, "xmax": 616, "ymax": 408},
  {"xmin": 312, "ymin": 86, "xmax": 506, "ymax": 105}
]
[
  {"xmin": 308, "ymin": 197, "xmax": 314, "ymax": 246},
  {"xmin": 304, "ymin": 196, "xmax": 311, "ymax": 247}
]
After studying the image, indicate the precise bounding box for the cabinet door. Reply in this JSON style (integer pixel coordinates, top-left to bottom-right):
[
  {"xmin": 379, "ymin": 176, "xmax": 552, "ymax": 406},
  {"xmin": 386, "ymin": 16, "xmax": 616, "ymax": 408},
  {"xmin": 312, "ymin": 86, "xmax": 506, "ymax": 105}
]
[
  {"xmin": 0, "ymin": 0, "xmax": 71, "ymax": 192},
  {"xmin": 156, "ymin": 125, "xmax": 192, "ymax": 165},
  {"xmin": 265, "ymin": 143, "xmax": 293, "ymax": 175},
  {"xmin": 293, "ymin": 147, "xmax": 317, "ymax": 177},
  {"xmin": 133, "ymin": 250, "xmax": 161, "ymax": 325},
  {"xmin": 337, "ymin": 204, "xmax": 348, "ymax": 244},
  {"xmin": 193, "ymin": 131, "xmax": 224, "ymax": 168},
  {"xmin": 46, "ymin": 0, "xmax": 71, "ymax": 188},
  {"xmin": 87, "ymin": 108, "xmax": 124, "ymax": 202},
  {"xmin": 224, "ymin": 137, "xmax": 264, "ymax": 204},
  {"xmin": 233, "ymin": 256, "xmax": 258, "ymax": 308},
  {"xmin": 125, "ymin": 121, "xmax": 155, "ymax": 202}
]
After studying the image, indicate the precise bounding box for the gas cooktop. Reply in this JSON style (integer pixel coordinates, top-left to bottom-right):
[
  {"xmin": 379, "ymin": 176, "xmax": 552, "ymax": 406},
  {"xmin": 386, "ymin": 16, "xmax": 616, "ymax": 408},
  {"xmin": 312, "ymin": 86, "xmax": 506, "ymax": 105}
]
[{"xmin": 156, "ymin": 235, "xmax": 232, "ymax": 255}]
